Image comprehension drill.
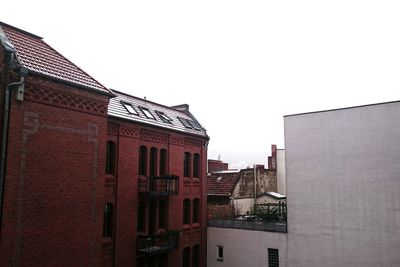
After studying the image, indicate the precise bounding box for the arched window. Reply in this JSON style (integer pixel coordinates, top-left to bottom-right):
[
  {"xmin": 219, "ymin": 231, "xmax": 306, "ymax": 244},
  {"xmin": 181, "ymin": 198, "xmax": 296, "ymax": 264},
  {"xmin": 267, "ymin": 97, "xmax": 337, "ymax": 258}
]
[
  {"xmin": 183, "ymin": 247, "xmax": 191, "ymax": 267},
  {"xmin": 183, "ymin": 199, "xmax": 191, "ymax": 225},
  {"xmin": 159, "ymin": 200, "xmax": 167, "ymax": 229},
  {"xmin": 184, "ymin": 152, "xmax": 191, "ymax": 177},
  {"xmin": 159, "ymin": 149, "xmax": 168, "ymax": 176},
  {"xmin": 193, "ymin": 153, "xmax": 200, "ymax": 178},
  {"xmin": 192, "ymin": 245, "xmax": 200, "ymax": 267},
  {"xmin": 103, "ymin": 203, "xmax": 113, "ymax": 237},
  {"xmin": 139, "ymin": 146, "xmax": 147, "ymax": 176},
  {"xmin": 105, "ymin": 141, "xmax": 116, "ymax": 175},
  {"xmin": 192, "ymin": 198, "xmax": 200, "ymax": 223},
  {"xmin": 150, "ymin": 147, "xmax": 158, "ymax": 176},
  {"xmin": 137, "ymin": 201, "xmax": 146, "ymax": 232}
]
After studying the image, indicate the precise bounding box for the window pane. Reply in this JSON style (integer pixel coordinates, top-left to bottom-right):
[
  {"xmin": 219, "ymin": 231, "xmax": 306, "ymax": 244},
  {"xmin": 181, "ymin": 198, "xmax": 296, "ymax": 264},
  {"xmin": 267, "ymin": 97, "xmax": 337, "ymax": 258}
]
[
  {"xmin": 160, "ymin": 149, "xmax": 167, "ymax": 176},
  {"xmin": 183, "ymin": 199, "xmax": 191, "ymax": 224},
  {"xmin": 159, "ymin": 200, "xmax": 167, "ymax": 229},
  {"xmin": 268, "ymin": 248, "xmax": 279, "ymax": 267},
  {"xmin": 192, "ymin": 245, "xmax": 200, "ymax": 267},
  {"xmin": 139, "ymin": 146, "xmax": 147, "ymax": 176},
  {"xmin": 106, "ymin": 141, "xmax": 116, "ymax": 175},
  {"xmin": 217, "ymin": 245, "xmax": 223, "ymax": 261},
  {"xmin": 184, "ymin": 152, "xmax": 191, "ymax": 177},
  {"xmin": 183, "ymin": 247, "xmax": 191, "ymax": 267},
  {"xmin": 193, "ymin": 153, "xmax": 200, "ymax": 177},
  {"xmin": 103, "ymin": 203, "xmax": 113, "ymax": 237},
  {"xmin": 137, "ymin": 201, "xmax": 146, "ymax": 232},
  {"xmin": 193, "ymin": 198, "xmax": 200, "ymax": 223},
  {"xmin": 150, "ymin": 147, "xmax": 157, "ymax": 176}
]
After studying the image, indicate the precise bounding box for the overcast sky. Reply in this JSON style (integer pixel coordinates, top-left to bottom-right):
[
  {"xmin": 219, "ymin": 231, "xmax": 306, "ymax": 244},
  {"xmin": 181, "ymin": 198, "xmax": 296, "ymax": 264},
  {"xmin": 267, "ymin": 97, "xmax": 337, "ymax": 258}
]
[{"xmin": 2, "ymin": 1, "xmax": 400, "ymax": 169}]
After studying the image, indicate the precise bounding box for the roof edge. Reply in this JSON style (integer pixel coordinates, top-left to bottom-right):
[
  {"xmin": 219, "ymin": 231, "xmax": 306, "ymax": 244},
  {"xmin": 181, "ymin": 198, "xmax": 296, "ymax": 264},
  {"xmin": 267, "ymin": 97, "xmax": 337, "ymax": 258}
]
[
  {"xmin": 0, "ymin": 21, "xmax": 42, "ymax": 39},
  {"xmin": 284, "ymin": 100, "xmax": 400, "ymax": 118}
]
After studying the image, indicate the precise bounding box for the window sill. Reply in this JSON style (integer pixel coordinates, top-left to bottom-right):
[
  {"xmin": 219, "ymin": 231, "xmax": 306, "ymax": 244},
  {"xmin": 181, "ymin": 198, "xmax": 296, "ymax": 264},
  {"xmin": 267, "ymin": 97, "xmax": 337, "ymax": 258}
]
[{"xmin": 182, "ymin": 224, "xmax": 191, "ymax": 231}]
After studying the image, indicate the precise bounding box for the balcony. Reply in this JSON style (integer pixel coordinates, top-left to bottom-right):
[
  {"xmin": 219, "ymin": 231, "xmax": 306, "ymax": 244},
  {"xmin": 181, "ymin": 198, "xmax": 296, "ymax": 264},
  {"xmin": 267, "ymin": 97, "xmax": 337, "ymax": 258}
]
[
  {"xmin": 137, "ymin": 231, "xmax": 180, "ymax": 256},
  {"xmin": 139, "ymin": 175, "xmax": 179, "ymax": 196}
]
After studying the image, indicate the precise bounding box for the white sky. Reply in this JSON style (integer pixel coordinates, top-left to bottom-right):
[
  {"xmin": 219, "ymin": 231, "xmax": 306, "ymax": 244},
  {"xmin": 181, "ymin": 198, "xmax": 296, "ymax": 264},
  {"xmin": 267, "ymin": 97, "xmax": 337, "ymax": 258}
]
[{"xmin": 2, "ymin": 1, "xmax": 400, "ymax": 169}]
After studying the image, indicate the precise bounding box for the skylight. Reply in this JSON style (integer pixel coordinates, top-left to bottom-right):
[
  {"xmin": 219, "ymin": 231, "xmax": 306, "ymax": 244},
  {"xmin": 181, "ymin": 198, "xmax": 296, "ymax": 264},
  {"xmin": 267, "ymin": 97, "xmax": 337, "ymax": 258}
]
[
  {"xmin": 140, "ymin": 107, "xmax": 156, "ymax": 120},
  {"xmin": 121, "ymin": 102, "xmax": 139, "ymax": 116},
  {"xmin": 188, "ymin": 120, "xmax": 202, "ymax": 131},
  {"xmin": 156, "ymin": 110, "xmax": 173, "ymax": 124},
  {"xmin": 177, "ymin": 117, "xmax": 193, "ymax": 129}
]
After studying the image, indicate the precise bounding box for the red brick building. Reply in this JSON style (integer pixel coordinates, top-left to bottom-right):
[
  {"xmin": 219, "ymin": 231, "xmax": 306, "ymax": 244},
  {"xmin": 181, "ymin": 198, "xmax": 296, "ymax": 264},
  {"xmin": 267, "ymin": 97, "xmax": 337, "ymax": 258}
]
[{"xmin": 0, "ymin": 22, "xmax": 209, "ymax": 267}]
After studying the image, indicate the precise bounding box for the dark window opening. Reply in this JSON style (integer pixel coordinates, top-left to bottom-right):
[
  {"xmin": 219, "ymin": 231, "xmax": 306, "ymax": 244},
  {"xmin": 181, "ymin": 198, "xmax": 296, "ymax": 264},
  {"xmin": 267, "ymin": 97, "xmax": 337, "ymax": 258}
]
[
  {"xmin": 156, "ymin": 110, "xmax": 173, "ymax": 124},
  {"xmin": 192, "ymin": 198, "xmax": 200, "ymax": 223},
  {"xmin": 150, "ymin": 147, "xmax": 158, "ymax": 177},
  {"xmin": 103, "ymin": 203, "xmax": 113, "ymax": 237},
  {"xmin": 160, "ymin": 149, "xmax": 168, "ymax": 176},
  {"xmin": 184, "ymin": 152, "xmax": 191, "ymax": 177},
  {"xmin": 193, "ymin": 153, "xmax": 200, "ymax": 178},
  {"xmin": 183, "ymin": 247, "xmax": 191, "ymax": 267},
  {"xmin": 217, "ymin": 245, "xmax": 223, "ymax": 261},
  {"xmin": 149, "ymin": 201, "xmax": 157, "ymax": 235},
  {"xmin": 106, "ymin": 141, "xmax": 116, "ymax": 175},
  {"xmin": 268, "ymin": 248, "xmax": 279, "ymax": 267},
  {"xmin": 137, "ymin": 201, "xmax": 146, "ymax": 232},
  {"xmin": 139, "ymin": 146, "xmax": 148, "ymax": 176},
  {"xmin": 177, "ymin": 117, "xmax": 193, "ymax": 129},
  {"xmin": 192, "ymin": 245, "xmax": 200, "ymax": 267},
  {"xmin": 188, "ymin": 120, "xmax": 202, "ymax": 131},
  {"xmin": 159, "ymin": 200, "xmax": 167, "ymax": 229},
  {"xmin": 183, "ymin": 199, "xmax": 191, "ymax": 225}
]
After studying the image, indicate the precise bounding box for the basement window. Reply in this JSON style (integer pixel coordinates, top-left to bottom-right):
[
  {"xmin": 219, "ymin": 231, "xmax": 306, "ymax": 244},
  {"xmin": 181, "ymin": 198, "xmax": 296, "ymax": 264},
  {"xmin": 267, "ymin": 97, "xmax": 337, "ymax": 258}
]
[
  {"xmin": 121, "ymin": 102, "xmax": 139, "ymax": 115},
  {"xmin": 140, "ymin": 107, "xmax": 156, "ymax": 120}
]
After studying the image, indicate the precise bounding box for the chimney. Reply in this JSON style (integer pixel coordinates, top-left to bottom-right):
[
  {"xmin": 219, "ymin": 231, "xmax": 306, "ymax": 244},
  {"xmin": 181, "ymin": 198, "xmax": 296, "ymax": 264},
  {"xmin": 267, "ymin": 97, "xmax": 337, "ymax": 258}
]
[{"xmin": 268, "ymin": 144, "xmax": 277, "ymax": 170}]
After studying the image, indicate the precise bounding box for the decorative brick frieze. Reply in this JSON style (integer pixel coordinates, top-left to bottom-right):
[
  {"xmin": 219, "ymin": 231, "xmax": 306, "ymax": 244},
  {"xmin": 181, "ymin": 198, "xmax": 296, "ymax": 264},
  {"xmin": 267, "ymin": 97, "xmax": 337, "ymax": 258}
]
[
  {"xmin": 140, "ymin": 129, "xmax": 169, "ymax": 143},
  {"xmin": 120, "ymin": 126, "xmax": 140, "ymax": 138},
  {"xmin": 107, "ymin": 123, "xmax": 119, "ymax": 136}
]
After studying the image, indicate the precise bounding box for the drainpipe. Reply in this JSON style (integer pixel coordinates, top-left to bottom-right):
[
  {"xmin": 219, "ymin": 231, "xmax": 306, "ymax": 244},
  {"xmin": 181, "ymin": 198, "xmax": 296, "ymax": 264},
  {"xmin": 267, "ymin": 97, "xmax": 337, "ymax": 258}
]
[
  {"xmin": 253, "ymin": 164, "xmax": 257, "ymax": 214},
  {"xmin": 0, "ymin": 74, "xmax": 26, "ymax": 229}
]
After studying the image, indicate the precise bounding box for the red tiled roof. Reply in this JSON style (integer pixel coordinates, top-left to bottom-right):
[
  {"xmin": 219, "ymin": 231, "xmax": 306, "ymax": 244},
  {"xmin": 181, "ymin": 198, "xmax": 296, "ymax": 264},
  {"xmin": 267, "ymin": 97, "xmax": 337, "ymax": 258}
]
[
  {"xmin": 0, "ymin": 22, "xmax": 112, "ymax": 95},
  {"xmin": 207, "ymin": 172, "xmax": 240, "ymax": 196}
]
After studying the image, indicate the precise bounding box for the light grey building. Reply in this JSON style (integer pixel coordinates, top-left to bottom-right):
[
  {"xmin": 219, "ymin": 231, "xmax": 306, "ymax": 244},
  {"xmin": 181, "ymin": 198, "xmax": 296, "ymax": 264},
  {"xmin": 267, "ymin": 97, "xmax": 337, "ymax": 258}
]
[{"xmin": 208, "ymin": 101, "xmax": 400, "ymax": 267}]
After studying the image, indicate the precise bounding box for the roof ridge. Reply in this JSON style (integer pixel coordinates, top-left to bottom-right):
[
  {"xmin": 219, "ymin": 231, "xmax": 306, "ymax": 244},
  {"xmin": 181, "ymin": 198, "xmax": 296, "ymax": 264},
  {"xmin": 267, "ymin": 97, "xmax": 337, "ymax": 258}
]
[{"xmin": 111, "ymin": 89, "xmax": 189, "ymax": 116}]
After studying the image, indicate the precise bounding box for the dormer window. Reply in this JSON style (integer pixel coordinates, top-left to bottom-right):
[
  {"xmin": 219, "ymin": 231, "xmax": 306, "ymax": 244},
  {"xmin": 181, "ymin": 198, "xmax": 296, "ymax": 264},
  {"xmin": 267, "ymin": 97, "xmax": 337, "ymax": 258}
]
[
  {"xmin": 156, "ymin": 110, "xmax": 173, "ymax": 124},
  {"xmin": 121, "ymin": 102, "xmax": 139, "ymax": 116},
  {"xmin": 178, "ymin": 117, "xmax": 193, "ymax": 129},
  {"xmin": 140, "ymin": 107, "xmax": 156, "ymax": 120}
]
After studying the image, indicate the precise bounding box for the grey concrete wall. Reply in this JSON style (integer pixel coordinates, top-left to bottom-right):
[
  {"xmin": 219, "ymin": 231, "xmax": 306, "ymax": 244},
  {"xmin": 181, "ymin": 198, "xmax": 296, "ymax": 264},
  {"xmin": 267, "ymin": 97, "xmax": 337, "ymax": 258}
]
[
  {"xmin": 207, "ymin": 227, "xmax": 287, "ymax": 267},
  {"xmin": 284, "ymin": 101, "xmax": 400, "ymax": 267},
  {"xmin": 277, "ymin": 149, "xmax": 286, "ymax": 195}
]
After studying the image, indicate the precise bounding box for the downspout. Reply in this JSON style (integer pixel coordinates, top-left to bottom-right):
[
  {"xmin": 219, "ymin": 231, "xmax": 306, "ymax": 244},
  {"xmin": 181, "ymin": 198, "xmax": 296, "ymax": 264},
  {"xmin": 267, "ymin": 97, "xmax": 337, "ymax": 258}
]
[
  {"xmin": 0, "ymin": 75, "xmax": 25, "ymax": 229},
  {"xmin": 253, "ymin": 164, "xmax": 257, "ymax": 214}
]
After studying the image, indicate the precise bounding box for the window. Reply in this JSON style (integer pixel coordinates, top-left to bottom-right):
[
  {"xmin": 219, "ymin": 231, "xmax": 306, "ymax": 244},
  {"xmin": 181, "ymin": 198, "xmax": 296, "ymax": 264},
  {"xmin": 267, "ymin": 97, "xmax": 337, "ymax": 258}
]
[
  {"xmin": 159, "ymin": 200, "xmax": 167, "ymax": 229},
  {"xmin": 103, "ymin": 203, "xmax": 113, "ymax": 237},
  {"xmin": 105, "ymin": 141, "xmax": 116, "ymax": 175},
  {"xmin": 139, "ymin": 146, "xmax": 147, "ymax": 176},
  {"xmin": 192, "ymin": 245, "xmax": 200, "ymax": 267},
  {"xmin": 177, "ymin": 117, "xmax": 193, "ymax": 129},
  {"xmin": 193, "ymin": 153, "xmax": 200, "ymax": 178},
  {"xmin": 188, "ymin": 119, "xmax": 202, "ymax": 131},
  {"xmin": 121, "ymin": 101, "xmax": 139, "ymax": 115},
  {"xmin": 192, "ymin": 198, "xmax": 200, "ymax": 223},
  {"xmin": 150, "ymin": 147, "xmax": 158, "ymax": 176},
  {"xmin": 137, "ymin": 201, "xmax": 146, "ymax": 232},
  {"xmin": 184, "ymin": 152, "xmax": 191, "ymax": 177},
  {"xmin": 140, "ymin": 107, "xmax": 156, "ymax": 120},
  {"xmin": 268, "ymin": 248, "xmax": 279, "ymax": 267},
  {"xmin": 159, "ymin": 149, "xmax": 167, "ymax": 176},
  {"xmin": 156, "ymin": 110, "xmax": 173, "ymax": 124},
  {"xmin": 183, "ymin": 247, "xmax": 191, "ymax": 267},
  {"xmin": 217, "ymin": 245, "xmax": 223, "ymax": 261},
  {"xmin": 183, "ymin": 199, "xmax": 191, "ymax": 225}
]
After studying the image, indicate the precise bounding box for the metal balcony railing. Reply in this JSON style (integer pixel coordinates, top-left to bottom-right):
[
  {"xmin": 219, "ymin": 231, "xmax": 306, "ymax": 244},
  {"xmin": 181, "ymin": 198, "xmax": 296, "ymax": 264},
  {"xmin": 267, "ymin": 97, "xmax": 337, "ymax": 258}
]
[
  {"xmin": 138, "ymin": 175, "xmax": 179, "ymax": 196},
  {"xmin": 137, "ymin": 231, "xmax": 180, "ymax": 256},
  {"xmin": 207, "ymin": 218, "xmax": 287, "ymax": 233}
]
